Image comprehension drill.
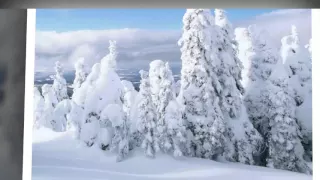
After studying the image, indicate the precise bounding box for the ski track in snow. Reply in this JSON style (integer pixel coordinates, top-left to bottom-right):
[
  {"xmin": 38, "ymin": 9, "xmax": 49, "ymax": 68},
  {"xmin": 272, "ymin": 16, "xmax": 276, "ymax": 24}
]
[{"xmin": 32, "ymin": 128, "xmax": 312, "ymax": 180}]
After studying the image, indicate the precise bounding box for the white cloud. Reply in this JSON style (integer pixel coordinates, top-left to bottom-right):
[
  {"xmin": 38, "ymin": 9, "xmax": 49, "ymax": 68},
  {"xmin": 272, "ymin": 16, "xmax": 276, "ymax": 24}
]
[{"xmin": 35, "ymin": 9, "xmax": 311, "ymax": 72}]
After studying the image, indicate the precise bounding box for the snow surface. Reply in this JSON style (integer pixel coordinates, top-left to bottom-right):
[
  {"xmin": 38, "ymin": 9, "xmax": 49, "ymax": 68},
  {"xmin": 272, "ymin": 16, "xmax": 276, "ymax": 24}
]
[{"xmin": 32, "ymin": 128, "xmax": 312, "ymax": 180}]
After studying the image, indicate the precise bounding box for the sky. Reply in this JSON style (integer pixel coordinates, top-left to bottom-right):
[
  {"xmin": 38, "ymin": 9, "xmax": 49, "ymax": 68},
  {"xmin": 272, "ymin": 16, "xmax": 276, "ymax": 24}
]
[
  {"xmin": 35, "ymin": 9, "xmax": 311, "ymax": 72},
  {"xmin": 36, "ymin": 9, "xmax": 279, "ymax": 32}
]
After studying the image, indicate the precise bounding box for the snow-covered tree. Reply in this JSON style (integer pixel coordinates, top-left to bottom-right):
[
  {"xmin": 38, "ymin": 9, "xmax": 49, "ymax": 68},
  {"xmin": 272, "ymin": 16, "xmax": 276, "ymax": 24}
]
[
  {"xmin": 280, "ymin": 26, "xmax": 312, "ymax": 162},
  {"xmin": 165, "ymin": 100, "xmax": 188, "ymax": 157},
  {"xmin": 72, "ymin": 57, "xmax": 87, "ymax": 93},
  {"xmin": 52, "ymin": 99, "xmax": 72, "ymax": 132},
  {"xmin": 214, "ymin": 9, "xmax": 263, "ymax": 164},
  {"xmin": 81, "ymin": 41, "xmax": 123, "ymax": 148},
  {"xmin": 234, "ymin": 27, "xmax": 254, "ymax": 88},
  {"xmin": 263, "ymin": 63, "xmax": 312, "ymax": 174},
  {"xmin": 136, "ymin": 70, "xmax": 159, "ymax": 158},
  {"xmin": 121, "ymin": 80, "xmax": 138, "ymax": 118},
  {"xmin": 72, "ymin": 63, "xmax": 101, "ymax": 108},
  {"xmin": 41, "ymin": 84, "xmax": 59, "ymax": 130},
  {"xmin": 215, "ymin": 9, "xmax": 244, "ymax": 95},
  {"xmin": 101, "ymin": 104, "xmax": 129, "ymax": 162},
  {"xmin": 236, "ymin": 27, "xmax": 280, "ymax": 149},
  {"xmin": 175, "ymin": 80, "xmax": 181, "ymax": 97},
  {"xmin": 67, "ymin": 101, "xmax": 85, "ymax": 139},
  {"xmin": 281, "ymin": 25, "xmax": 311, "ymax": 99},
  {"xmin": 149, "ymin": 60, "xmax": 187, "ymax": 155},
  {"xmin": 33, "ymin": 87, "xmax": 45, "ymax": 129},
  {"xmin": 52, "ymin": 61, "xmax": 68, "ymax": 102},
  {"xmin": 178, "ymin": 9, "xmax": 227, "ymax": 159}
]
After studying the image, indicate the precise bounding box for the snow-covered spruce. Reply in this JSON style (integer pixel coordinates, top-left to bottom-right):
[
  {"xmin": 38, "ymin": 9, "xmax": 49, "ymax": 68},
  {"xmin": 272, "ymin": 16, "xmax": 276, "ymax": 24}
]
[
  {"xmin": 33, "ymin": 87, "xmax": 45, "ymax": 129},
  {"xmin": 281, "ymin": 25, "xmax": 311, "ymax": 106},
  {"xmin": 136, "ymin": 70, "xmax": 159, "ymax": 158},
  {"xmin": 149, "ymin": 60, "xmax": 187, "ymax": 156},
  {"xmin": 72, "ymin": 57, "xmax": 87, "ymax": 94},
  {"xmin": 121, "ymin": 80, "xmax": 140, "ymax": 150},
  {"xmin": 280, "ymin": 26, "xmax": 312, "ymax": 162},
  {"xmin": 41, "ymin": 84, "xmax": 59, "ymax": 131},
  {"xmin": 236, "ymin": 27, "xmax": 279, "ymax": 157},
  {"xmin": 214, "ymin": 9, "xmax": 245, "ymax": 95},
  {"xmin": 178, "ymin": 9, "xmax": 227, "ymax": 159},
  {"xmin": 214, "ymin": 9, "xmax": 263, "ymax": 165},
  {"xmin": 72, "ymin": 63, "xmax": 101, "ymax": 108},
  {"xmin": 262, "ymin": 63, "xmax": 312, "ymax": 174},
  {"xmin": 101, "ymin": 104, "xmax": 129, "ymax": 162},
  {"xmin": 121, "ymin": 80, "xmax": 138, "ymax": 118},
  {"xmin": 52, "ymin": 61, "xmax": 68, "ymax": 102}
]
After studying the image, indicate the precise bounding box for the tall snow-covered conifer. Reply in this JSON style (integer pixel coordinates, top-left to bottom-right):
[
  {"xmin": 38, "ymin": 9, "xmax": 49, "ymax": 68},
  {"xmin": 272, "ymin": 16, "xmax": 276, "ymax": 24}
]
[
  {"xmin": 263, "ymin": 63, "xmax": 312, "ymax": 174},
  {"xmin": 136, "ymin": 70, "xmax": 159, "ymax": 158},
  {"xmin": 214, "ymin": 9, "xmax": 263, "ymax": 165},
  {"xmin": 178, "ymin": 9, "xmax": 226, "ymax": 159},
  {"xmin": 149, "ymin": 60, "xmax": 187, "ymax": 156}
]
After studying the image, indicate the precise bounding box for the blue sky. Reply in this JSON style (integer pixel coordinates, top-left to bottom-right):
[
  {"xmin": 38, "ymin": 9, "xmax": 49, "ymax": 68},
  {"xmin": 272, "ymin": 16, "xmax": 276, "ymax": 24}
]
[{"xmin": 36, "ymin": 9, "xmax": 279, "ymax": 32}]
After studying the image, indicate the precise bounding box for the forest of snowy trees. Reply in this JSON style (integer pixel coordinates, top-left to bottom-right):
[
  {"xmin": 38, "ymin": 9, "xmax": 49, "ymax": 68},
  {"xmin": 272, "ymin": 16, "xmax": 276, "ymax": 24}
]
[{"xmin": 33, "ymin": 9, "xmax": 312, "ymax": 175}]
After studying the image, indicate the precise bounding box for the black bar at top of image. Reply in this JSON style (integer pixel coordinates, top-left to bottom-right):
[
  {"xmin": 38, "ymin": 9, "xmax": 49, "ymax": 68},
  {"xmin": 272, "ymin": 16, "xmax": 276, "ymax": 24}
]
[
  {"xmin": 0, "ymin": 0, "xmax": 319, "ymax": 8},
  {"xmin": 0, "ymin": 10, "xmax": 27, "ymax": 180}
]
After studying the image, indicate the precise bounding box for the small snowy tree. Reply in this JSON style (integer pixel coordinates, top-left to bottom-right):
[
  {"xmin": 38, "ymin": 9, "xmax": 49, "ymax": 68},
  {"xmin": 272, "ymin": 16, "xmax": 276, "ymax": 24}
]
[
  {"xmin": 33, "ymin": 87, "xmax": 45, "ymax": 129},
  {"xmin": 178, "ymin": 9, "xmax": 227, "ymax": 159},
  {"xmin": 121, "ymin": 80, "xmax": 139, "ymax": 150},
  {"xmin": 67, "ymin": 101, "xmax": 85, "ymax": 139},
  {"xmin": 136, "ymin": 70, "xmax": 159, "ymax": 158},
  {"xmin": 121, "ymin": 80, "xmax": 138, "ymax": 117},
  {"xmin": 41, "ymin": 84, "xmax": 59, "ymax": 130},
  {"xmin": 101, "ymin": 104, "xmax": 129, "ymax": 162},
  {"xmin": 52, "ymin": 99, "xmax": 72, "ymax": 132},
  {"xmin": 52, "ymin": 61, "xmax": 68, "ymax": 102},
  {"xmin": 175, "ymin": 80, "xmax": 181, "ymax": 97},
  {"xmin": 263, "ymin": 64, "xmax": 312, "ymax": 175},
  {"xmin": 72, "ymin": 57, "xmax": 87, "ymax": 93}
]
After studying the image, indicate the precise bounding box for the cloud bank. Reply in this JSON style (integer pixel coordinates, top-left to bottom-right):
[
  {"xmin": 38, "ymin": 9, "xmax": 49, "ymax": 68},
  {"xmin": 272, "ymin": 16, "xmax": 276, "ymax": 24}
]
[{"xmin": 35, "ymin": 9, "xmax": 311, "ymax": 72}]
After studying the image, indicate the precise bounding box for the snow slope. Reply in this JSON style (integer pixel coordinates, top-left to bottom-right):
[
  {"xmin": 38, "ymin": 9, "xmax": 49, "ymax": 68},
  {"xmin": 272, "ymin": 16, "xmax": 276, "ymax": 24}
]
[{"xmin": 32, "ymin": 128, "xmax": 312, "ymax": 180}]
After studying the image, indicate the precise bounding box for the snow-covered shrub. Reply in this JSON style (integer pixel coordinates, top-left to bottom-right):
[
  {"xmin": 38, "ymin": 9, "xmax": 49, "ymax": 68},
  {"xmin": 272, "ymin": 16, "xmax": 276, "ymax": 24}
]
[
  {"xmin": 33, "ymin": 87, "xmax": 44, "ymax": 129},
  {"xmin": 52, "ymin": 61, "xmax": 68, "ymax": 102}
]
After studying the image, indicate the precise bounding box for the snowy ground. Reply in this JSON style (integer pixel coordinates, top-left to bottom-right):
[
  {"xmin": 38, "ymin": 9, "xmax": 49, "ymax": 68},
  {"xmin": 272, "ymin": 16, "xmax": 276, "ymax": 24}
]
[{"xmin": 32, "ymin": 128, "xmax": 312, "ymax": 180}]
